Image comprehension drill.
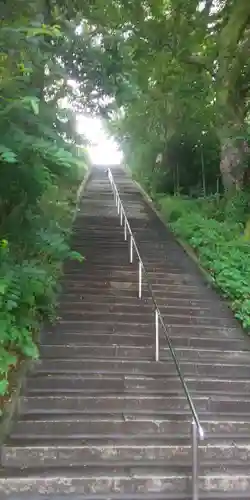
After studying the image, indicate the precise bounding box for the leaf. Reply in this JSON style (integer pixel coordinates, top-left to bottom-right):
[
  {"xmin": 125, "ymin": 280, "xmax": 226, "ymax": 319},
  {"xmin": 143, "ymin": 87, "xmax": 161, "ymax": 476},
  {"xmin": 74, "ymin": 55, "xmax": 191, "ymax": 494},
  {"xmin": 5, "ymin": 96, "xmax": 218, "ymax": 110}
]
[
  {"xmin": 22, "ymin": 343, "xmax": 39, "ymax": 360},
  {"xmin": 0, "ymin": 351, "xmax": 17, "ymax": 372},
  {"xmin": 70, "ymin": 251, "xmax": 85, "ymax": 262},
  {"xmin": 0, "ymin": 145, "xmax": 17, "ymax": 164},
  {"xmin": 24, "ymin": 25, "xmax": 62, "ymax": 39},
  {"xmin": 30, "ymin": 98, "xmax": 39, "ymax": 116},
  {"xmin": 6, "ymin": 300, "xmax": 18, "ymax": 311},
  {"xmin": 0, "ymin": 379, "xmax": 8, "ymax": 396},
  {"xmin": 0, "ymin": 281, "xmax": 8, "ymax": 295},
  {"xmin": 21, "ymin": 96, "xmax": 40, "ymax": 115}
]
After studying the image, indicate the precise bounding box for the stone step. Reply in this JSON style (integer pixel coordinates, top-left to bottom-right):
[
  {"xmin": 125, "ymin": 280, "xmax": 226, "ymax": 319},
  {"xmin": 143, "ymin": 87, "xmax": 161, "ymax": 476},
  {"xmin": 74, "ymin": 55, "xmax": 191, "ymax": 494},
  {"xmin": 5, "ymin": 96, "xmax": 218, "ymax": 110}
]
[
  {"xmin": 10, "ymin": 416, "xmax": 250, "ymax": 440},
  {"xmin": 61, "ymin": 290, "xmax": 144, "ymax": 300},
  {"xmin": 49, "ymin": 321, "xmax": 158, "ymax": 334},
  {"xmin": 63, "ymin": 282, "xmax": 207, "ymax": 294},
  {"xmin": 65, "ymin": 264, "xmax": 181, "ymax": 274},
  {"xmin": 59, "ymin": 294, "xmax": 148, "ymax": 305},
  {"xmin": 62, "ymin": 289, "xmax": 212, "ymax": 306},
  {"xmin": 53, "ymin": 314, "xmax": 234, "ymax": 328},
  {"xmin": 39, "ymin": 345, "xmax": 250, "ymax": 363},
  {"xmin": 75, "ymin": 239, "xmax": 165, "ymax": 247},
  {"xmin": 0, "ymin": 494, "xmax": 196, "ymax": 500},
  {"xmin": 4, "ymin": 436, "xmax": 250, "ymax": 468},
  {"xmin": 41, "ymin": 333, "xmax": 247, "ymax": 350},
  {"xmin": 73, "ymin": 245, "xmax": 132, "ymax": 252},
  {"xmin": 66, "ymin": 269, "xmax": 186, "ymax": 278},
  {"xmin": 78, "ymin": 244, "xmax": 185, "ymax": 255},
  {"xmin": 0, "ymin": 466, "xmax": 249, "ymax": 496},
  {"xmin": 64, "ymin": 275, "xmax": 197, "ymax": 286},
  {"xmin": 45, "ymin": 324, "xmax": 243, "ymax": 341},
  {"xmin": 19, "ymin": 394, "xmax": 250, "ymax": 415},
  {"xmin": 80, "ymin": 257, "xmax": 179, "ymax": 265},
  {"xmin": 34, "ymin": 358, "xmax": 250, "ymax": 379},
  {"xmin": 60, "ymin": 289, "xmax": 218, "ymax": 302},
  {"xmin": 61, "ymin": 287, "xmax": 211, "ymax": 301},
  {"xmin": 59, "ymin": 294, "xmax": 230, "ymax": 309},
  {"xmin": 24, "ymin": 374, "xmax": 250, "ymax": 397},
  {"xmin": 19, "ymin": 394, "xmax": 209, "ymax": 414},
  {"xmin": 71, "ymin": 243, "xmax": 175, "ymax": 252},
  {"xmin": 59, "ymin": 308, "xmax": 232, "ymax": 323},
  {"xmin": 97, "ymin": 314, "xmax": 234, "ymax": 329},
  {"xmin": 1, "ymin": 495, "xmax": 247, "ymax": 500},
  {"xmin": 56, "ymin": 312, "xmax": 157, "ymax": 324},
  {"xmin": 58, "ymin": 302, "xmax": 230, "ymax": 318}
]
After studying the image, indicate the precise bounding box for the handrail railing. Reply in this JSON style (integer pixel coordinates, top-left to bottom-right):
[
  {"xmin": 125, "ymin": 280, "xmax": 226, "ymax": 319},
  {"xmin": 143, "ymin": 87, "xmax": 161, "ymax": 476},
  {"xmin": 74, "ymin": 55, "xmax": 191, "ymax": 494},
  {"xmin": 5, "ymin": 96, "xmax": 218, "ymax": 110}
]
[{"xmin": 107, "ymin": 167, "xmax": 204, "ymax": 500}]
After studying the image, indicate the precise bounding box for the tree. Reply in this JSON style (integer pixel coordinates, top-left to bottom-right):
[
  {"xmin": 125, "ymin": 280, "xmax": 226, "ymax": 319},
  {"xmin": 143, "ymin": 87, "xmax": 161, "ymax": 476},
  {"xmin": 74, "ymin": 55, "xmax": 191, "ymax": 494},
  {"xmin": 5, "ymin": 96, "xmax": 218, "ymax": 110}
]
[
  {"xmin": 75, "ymin": 0, "xmax": 250, "ymax": 195},
  {"xmin": 0, "ymin": 0, "xmax": 90, "ymax": 395}
]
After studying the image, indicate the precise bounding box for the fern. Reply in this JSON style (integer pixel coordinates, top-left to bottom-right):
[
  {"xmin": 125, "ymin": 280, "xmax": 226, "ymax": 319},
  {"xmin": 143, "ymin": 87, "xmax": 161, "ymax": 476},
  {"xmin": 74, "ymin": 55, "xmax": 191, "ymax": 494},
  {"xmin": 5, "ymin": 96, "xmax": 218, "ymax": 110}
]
[{"xmin": 0, "ymin": 11, "xmax": 87, "ymax": 399}]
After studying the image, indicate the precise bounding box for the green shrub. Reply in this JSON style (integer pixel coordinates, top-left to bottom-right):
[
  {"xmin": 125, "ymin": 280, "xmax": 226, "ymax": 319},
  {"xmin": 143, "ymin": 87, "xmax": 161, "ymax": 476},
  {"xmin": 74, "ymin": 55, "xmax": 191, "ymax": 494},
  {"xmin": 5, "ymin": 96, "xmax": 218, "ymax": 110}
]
[
  {"xmin": 157, "ymin": 196, "xmax": 199, "ymax": 222},
  {"xmin": 0, "ymin": 190, "xmax": 84, "ymax": 401},
  {"xmin": 224, "ymin": 192, "xmax": 250, "ymax": 224},
  {"xmin": 156, "ymin": 195, "xmax": 250, "ymax": 331},
  {"xmin": 0, "ymin": 12, "xmax": 88, "ymax": 403}
]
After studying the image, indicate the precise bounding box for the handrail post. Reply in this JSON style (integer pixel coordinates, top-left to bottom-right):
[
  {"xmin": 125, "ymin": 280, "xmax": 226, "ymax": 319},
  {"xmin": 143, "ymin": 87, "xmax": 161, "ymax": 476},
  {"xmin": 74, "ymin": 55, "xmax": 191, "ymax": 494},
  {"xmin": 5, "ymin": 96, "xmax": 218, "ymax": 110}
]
[
  {"xmin": 120, "ymin": 206, "xmax": 123, "ymax": 225},
  {"xmin": 155, "ymin": 309, "xmax": 159, "ymax": 361},
  {"xmin": 191, "ymin": 419, "xmax": 199, "ymax": 500},
  {"xmin": 124, "ymin": 219, "xmax": 127, "ymax": 241},
  {"xmin": 130, "ymin": 234, "xmax": 133, "ymax": 263},
  {"xmin": 138, "ymin": 261, "xmax": 142, "ymax": 299}
]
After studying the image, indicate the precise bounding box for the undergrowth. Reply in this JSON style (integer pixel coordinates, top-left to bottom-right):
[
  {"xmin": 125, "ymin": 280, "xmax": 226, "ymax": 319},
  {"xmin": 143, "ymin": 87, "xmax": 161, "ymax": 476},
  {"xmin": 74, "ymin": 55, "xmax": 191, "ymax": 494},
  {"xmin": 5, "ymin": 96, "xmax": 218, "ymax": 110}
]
[
  {"xmin": 0, "ymin": 10, "xmax": 87, "ymax": 406},
  {"xmin": 155, "ymin": 194, "xmax": 250, "ymax": 331},
  {"xmin": 0, "ymin": 176, "xmax": 85, "ymax": 405}
]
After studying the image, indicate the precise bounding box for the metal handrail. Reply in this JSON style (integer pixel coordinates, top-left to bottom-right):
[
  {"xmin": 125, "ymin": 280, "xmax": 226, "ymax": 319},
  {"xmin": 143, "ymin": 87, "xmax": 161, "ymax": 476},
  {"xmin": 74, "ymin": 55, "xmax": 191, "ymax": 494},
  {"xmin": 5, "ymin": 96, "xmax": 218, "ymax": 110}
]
[{"xmin": 107, "ymin": 167, "xmax": 204, "ymax": 500}]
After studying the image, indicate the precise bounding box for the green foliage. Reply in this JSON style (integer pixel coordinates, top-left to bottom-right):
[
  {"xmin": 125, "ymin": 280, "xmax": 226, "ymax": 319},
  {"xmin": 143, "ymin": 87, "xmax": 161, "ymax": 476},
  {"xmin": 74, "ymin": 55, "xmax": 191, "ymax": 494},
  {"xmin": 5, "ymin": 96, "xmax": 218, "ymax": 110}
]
[
  {"xmin": 224, "ymin": 192, "xmax": 250, "ymax": 224},
  {"xmin": 0, "ymin": 0, "xmax": 89, "ymax": 401},
  {"xmin": 0, "ymin": 231, "xmax": 82, "ymax": 367},
  {"xmin": 83, "ymin": 0, "xmax": 250, "ymax": 193},
  {"xmin": 157, "ymin": 196, "xmax": 200, "ymax": 223},
  {"xmin": 157, "ymin": 196, "xmax": 250, "ymax": 330}
]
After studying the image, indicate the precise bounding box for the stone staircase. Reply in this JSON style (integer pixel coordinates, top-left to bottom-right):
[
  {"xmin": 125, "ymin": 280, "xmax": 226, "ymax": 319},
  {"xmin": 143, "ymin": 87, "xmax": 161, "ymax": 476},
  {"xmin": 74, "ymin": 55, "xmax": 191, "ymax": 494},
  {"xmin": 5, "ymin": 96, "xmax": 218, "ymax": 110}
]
[{"xmin": 1, "ymin": 165, "xmax": 250, "ymax": 498}]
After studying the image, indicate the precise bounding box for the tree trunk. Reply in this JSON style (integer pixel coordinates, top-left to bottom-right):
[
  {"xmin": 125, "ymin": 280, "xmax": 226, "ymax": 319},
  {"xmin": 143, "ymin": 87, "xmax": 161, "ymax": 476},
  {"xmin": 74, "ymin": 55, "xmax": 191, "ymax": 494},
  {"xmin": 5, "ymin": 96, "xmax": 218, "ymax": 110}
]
[
  {"xmin": 219, "ymin": 135, "xmax": 247, "ymax": 195},
  {"xmin": 216, "ymin": 0, "xmax": 250, "ymax": 194}
]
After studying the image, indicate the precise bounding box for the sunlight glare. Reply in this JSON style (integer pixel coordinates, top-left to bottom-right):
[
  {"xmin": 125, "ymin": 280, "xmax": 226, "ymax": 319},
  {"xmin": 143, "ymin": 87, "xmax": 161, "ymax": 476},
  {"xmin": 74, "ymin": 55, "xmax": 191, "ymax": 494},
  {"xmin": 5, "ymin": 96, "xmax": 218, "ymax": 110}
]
[{"xmin": 76, "ymin": 115, "xmax": 123, "ymax": 165}]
